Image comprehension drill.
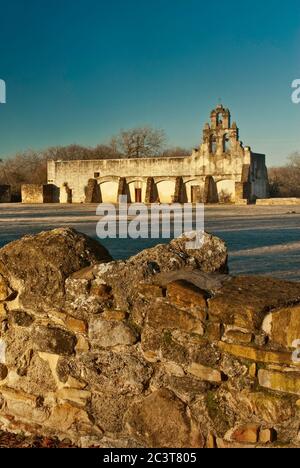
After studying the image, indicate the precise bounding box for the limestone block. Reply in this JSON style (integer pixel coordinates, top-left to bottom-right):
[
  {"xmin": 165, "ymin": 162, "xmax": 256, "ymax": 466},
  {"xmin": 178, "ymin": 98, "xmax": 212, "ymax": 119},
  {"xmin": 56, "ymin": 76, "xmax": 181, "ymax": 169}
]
[
  {"xmin": 101, "ymin": 310, "xmax": 128, "ymax": 322},
  {"xmin": 262, "ymin": 305, "xmax": 300, "ymax": 349},
  {"xmin": 33, "ymin": 326, "xmax": 77, "ymax": 356},
  {"xmin": 187, "ymin": 363, "xmax": 222, "ymax": 383},
  {"xmin": 0, "ymin": 275, "xmax": 12, "ymax": 301},
  {"xmin": 259, "ymin": 428, "xmax": 277, "ymax": 444},
  {"xmin": 124, "ymin": 389, "xmax": 204, "ymax": 448},
  {"xmin": 90, "ymin": 320, "xmax": 138, "ymax": 348},
  {"xmin": 258, "ymin": 369, "xmax": 300, "ymax": 396},
  {"xmin": 226, "ymin": 424, "xmax": 260, "ymax": 444},
  {"xmin": 65, "ymin": 317, "xmax": 87, "ymax": 334},
  {"xmin": 146, "ymin": 301, "xmax": 204, "ymax": 335},
  {"xmin": 166, "ymin": 280, "xmax": 208, "ymax": 311},
  {"xmin": 219, "ymin": 342, "xmax": 295, "ymax": 366},
  {"xmin": 209, "ymin": 276, "xmax": 300, "ymax": 330}
]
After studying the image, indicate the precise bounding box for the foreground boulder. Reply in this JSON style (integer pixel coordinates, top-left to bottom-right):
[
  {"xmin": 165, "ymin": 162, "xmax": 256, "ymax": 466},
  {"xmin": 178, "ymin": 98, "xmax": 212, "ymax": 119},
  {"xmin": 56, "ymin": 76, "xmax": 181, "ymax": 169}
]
[
  {"xmin": 0, "ymin": 228, "xmax": 300, "ymax": 448},
  {"xmin": 0, "ymin": 228, "xmax": 112, "ymax": 311}
]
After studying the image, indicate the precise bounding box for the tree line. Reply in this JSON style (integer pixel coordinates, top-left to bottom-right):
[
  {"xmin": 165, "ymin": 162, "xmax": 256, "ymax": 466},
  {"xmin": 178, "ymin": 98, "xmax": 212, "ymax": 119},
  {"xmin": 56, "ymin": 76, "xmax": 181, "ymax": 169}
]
[
  {"xmin": 268, "ymin": 152, "xmax": 300, "ymax": 198},
  {"xmin": 0, "ymin": 126, "xmax": 299, "ymax": 200},
  {"xmin": 0, "ymin": 127, "xmax": 190, "ymax": 200}
]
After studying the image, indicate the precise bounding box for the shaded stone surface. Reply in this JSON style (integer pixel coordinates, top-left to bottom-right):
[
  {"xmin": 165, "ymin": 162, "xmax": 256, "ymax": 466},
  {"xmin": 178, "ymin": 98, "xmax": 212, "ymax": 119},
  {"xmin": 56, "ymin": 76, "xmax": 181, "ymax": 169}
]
[
  {"xmin": 11, "ymin": 311, "xmax": 34, "ymax": 327},
  {"xmin": 33, "ymin": 326, "xmax": 77, "ymax": 356},
  {"xmin": 209, "ymin": 276, "xmax": 300, "ymax": 329},
  {"xmin": 125, "ymin": 389, "xmax": 204, "ymax": 448},
  {"xmin": 262, "ymin": 305, "xmax": 300, "ymax": 349}
]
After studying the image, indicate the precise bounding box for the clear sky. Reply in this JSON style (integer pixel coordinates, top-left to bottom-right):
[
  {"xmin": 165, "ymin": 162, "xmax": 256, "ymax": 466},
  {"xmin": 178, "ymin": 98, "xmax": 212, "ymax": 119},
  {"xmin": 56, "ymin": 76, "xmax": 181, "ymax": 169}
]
[{"xmin": 0, "ymin": 0, "xmax": 300, "ymax": 166}]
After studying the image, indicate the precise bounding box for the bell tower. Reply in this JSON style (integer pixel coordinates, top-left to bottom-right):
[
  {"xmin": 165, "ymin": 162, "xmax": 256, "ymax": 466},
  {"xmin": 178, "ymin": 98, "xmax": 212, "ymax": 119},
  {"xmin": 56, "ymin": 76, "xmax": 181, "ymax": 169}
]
[{"xmin": 202, "ymin": 104, "xmax": 240, "ymax": 155}]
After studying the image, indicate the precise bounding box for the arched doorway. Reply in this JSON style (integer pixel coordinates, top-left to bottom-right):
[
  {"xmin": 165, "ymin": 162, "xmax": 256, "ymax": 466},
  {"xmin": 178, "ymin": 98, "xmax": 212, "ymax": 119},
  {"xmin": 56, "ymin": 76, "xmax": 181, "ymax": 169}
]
[
  {"xmin": 156, "ymin": 180, "xmax": 176, "ymax": 204},
  {"xmin": 99, "ymin": 180, "xmax": 119, "ymax": 203},
  {"xmin": 216, "ymin": 179, "xmax": 235, "ymax": 203},
  {"xmin": 128, "ymin": 180, "xmax": 146, "ymax": 203}
]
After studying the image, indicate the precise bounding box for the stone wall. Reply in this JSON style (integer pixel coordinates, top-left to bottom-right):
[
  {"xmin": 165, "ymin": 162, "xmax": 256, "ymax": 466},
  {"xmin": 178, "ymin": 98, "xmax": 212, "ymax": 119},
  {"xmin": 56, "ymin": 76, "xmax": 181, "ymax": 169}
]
[
  {"xmin": 257, "ymin": 198, "xmax": 300, "ymax": 206},
  {"xmin": 47, "ymin": 106, "xmax": 269, "ymax": 204},
  {"xmin": 21, "ymin": 184, "xmax": 59, "ymax": 204},
  {"xmin": 0, "ymin": 185, "xmax": 11, "ymax": 203},
  {"xmin": 0, "ymin": 228, "xmax": 299, "ymax": 448}
]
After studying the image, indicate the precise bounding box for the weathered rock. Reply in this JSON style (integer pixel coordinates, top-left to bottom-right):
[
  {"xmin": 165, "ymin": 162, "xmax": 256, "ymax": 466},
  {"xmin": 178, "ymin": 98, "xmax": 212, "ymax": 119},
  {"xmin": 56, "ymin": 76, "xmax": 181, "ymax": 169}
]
[
  {"xmin": 0, "ymin": 364, "xmax": 8, "ymax": 380},
  {"xmin": 146, "ymin": 301, "xmax": 204, "ymax": 335},
  {"xmin": 65, "ymin": 317, "xmax": 87, "ymax": 334},
  {"xmin": 125, "ymin": 389, "xmax": 204, "ymax": 448},
  {"xmin": 0, "ymin": 275, "xmax": 13, "ymax": 301},
  {"xmin": 187, "ymin": 363, "xmax": 222, "ymax": 383},
  {"xmin": 259, "ymin": 428, "xmax": 277, "ymax": 444},
  {"xmin": 0, "ymin": 228, "xmax": 112, "ymax": 311},
  {"xmin": 169, "ymin": 232, "xmax": 228, "ymax": 274},
  {"xmin": 222, "ymin": 327, "xmax": 253, "ymax": 345},
  {"xmin": 45, "ymin": 402, "xmax": 95, "ymax": 437},
  {"xmin": 219, "ymin": 342, "xmax": 296, "ymax": 366},
  {"xmin": 91, "ymin": 392, "xmax": 133, "ymax": 433},
  {"xmin": 262, "ymin": 305, "xmax": 300, "ymax": 349},
  {"xmin": 0, "ymin": 303, "xmax": 7, "ymax": 321},
  {"xmin": 166, "ymin": 280, "xmax": 208, "ymax": 310},
  {"xmin": 101, "ymin": 310, "xmax": 128, "ymax": 322},
  {"xmin": 11, "ymin": 310, "xmax": 34, "ymax": 327},
  {"xmin": 226, "ymin": 390, "xmax": 295, "ymax": 425},
  {"xmin": 33, "ymin": 326, "xmax": 77, "ymax": 356},
  {"xmin": 136, "ymin": 283, "xmax": 165, "ymax": 299},
  {"xmin": 209, "ymin": 276, "xmax": 300, "ymax": 330},
  {"xmin": 97, "ymin": 232, "xmax": 228, "ymax": 311},
  {"xmin": 0, "ymin": 228, "xmax": 300, "ymax": 448},
  {"xmin": 258, "ymin": 369, "xmax": 300, "ymax": 396},
  {"xmin": 90, "ymin": 320, "xmax": 138, "ymax": 348},
  {"xmin": 226, "ymin": 424, "xmax": 260, "ymax": 444}
]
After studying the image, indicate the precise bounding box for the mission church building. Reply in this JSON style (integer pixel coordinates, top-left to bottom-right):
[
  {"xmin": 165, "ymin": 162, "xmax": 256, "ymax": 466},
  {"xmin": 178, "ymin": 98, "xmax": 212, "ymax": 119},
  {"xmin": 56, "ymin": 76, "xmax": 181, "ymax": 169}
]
[{"xmin": 43, "ymin": 105, "xmax": 269, "ymax": 205}]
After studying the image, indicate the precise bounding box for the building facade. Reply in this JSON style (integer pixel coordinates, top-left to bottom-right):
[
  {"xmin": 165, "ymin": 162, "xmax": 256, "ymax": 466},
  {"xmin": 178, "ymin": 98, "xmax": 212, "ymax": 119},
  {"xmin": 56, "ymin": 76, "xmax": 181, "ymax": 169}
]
[{"xmin": 46, "ymin": 105, "xmax": 269, "ymax": 204}]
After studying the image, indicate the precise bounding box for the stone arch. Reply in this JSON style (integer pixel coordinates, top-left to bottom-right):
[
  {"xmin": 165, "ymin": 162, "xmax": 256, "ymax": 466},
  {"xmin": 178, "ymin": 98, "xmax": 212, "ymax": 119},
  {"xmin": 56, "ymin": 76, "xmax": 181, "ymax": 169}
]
[
  {"xmin": 223, "ymin": 133, "xmax": 231, "ymax": 152},
  {"xmin": 127, "ymin": 179, "xmax": 147, "ymax": 203},
  {"xmin": 98, "ymin": 176, "xmax": 120, "ymax": 184},
  {"xmin": 216, "ymin": 112, "xmax": 223, "ymax": 127},
  {"xmin": 99, "ymin": 178, "xmax": 119, "ymax": 203},
  {"xmin": 210, "ymin": 135, "xmax": 217, "ymax": 154},
  {"xmin": 184, "ymin": 179, "xmax": 205, "ymax": 203},
  {"xmin": 156, "ymin": 179, "xmax": 176, "ymax": 204},
  {"xmin": 216, "ymin": 179, "xmax": 235, "ymax": 203}
]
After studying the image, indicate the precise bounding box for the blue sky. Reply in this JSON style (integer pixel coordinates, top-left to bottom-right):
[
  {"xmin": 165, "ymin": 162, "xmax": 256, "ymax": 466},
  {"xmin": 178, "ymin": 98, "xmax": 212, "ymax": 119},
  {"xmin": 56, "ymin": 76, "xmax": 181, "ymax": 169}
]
[{"xmin": 0, "ymin": 0, "xmax": 299, "ymax": 166}]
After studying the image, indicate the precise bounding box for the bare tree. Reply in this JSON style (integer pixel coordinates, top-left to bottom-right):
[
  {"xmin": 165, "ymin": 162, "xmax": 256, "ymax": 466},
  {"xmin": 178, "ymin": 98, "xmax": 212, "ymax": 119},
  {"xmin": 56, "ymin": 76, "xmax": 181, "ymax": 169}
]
[
  {"xmin": 161, "ymin": 147, "xmax": 191, "ymax": 158},
  {"xmin": 288, "ymin": 151, "xmax": 300, "ymax": 168},
  {"xmin": 269, "ymin": 165, "xmax": 300, "ymax": 198},
  {"xmin": 0, "ymin": 129, "xmax": 192, "ymax": 199},
  {"xmin": 110, "ymin": 126, "xmax": 166, "ymax": 159}
]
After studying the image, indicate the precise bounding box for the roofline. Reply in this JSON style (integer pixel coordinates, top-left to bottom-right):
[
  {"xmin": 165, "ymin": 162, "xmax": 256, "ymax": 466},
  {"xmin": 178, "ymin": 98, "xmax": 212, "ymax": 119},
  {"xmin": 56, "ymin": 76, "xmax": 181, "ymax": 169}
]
[{"xmin": 48, "ymin": 155, "xmax": 191, "ymax": 164}]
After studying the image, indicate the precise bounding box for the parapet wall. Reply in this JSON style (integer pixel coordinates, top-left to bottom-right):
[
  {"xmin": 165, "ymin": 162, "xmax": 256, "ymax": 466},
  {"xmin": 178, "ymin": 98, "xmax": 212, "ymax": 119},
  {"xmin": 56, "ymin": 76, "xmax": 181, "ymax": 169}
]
[{"xmin": 0, "ymin": 228, "xmax": 300, "ymax": 448}]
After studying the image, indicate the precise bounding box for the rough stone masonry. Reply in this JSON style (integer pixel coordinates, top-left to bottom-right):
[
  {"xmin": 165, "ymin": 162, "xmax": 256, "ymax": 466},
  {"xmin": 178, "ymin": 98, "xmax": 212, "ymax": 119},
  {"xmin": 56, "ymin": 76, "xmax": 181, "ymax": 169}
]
[{"xmin": 0, "ymin": 228, "xmax": 300, "ymax": 448}]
